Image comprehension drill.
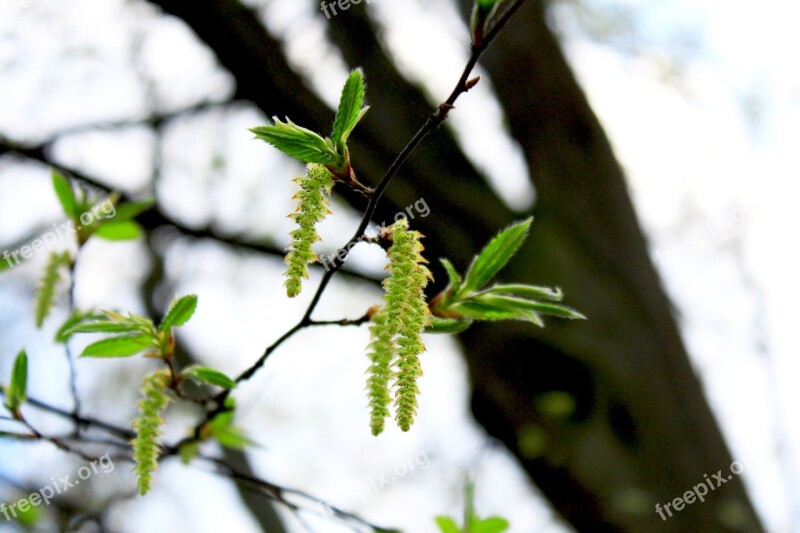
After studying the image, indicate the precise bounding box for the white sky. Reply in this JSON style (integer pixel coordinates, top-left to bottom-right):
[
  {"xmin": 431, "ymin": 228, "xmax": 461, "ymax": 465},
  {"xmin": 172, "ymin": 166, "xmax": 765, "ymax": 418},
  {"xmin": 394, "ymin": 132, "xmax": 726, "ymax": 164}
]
[{"xmin": 1, "ymin": 0, "xmax": 798, "ymax": 531}]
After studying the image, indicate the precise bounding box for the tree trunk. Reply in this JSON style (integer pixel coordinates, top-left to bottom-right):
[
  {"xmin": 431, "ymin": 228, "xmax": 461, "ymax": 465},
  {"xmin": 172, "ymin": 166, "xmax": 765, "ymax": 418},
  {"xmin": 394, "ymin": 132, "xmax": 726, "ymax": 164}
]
[{"xmin": 145, "ymin": 0, "xmax": 763, "ymax": 530}]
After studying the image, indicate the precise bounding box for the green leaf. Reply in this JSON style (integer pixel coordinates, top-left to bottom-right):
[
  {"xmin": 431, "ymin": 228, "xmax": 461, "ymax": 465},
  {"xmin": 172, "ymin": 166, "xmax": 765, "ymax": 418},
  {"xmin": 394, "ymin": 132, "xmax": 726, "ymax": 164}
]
[
  {"xmin": 52, "ymin": 170, "xmax": 79, "ymax": 220},
  {"xmin": 461, "ymin": 218, "xmax": 532, "ymax": 293},
  {"xmin": 470, "ymin": 0, "xmax": 504, "ymax": 42},
  {"xmin": 434, "ymin": 517, "xmax": 461, "ymax": 533},
  {"xmin": 159, "ymin": 294, "xmax": 198, "ymax": 331},
  {"xmin": 178, "ymin": 440, "xmax": 200, "ymax": 465},
  {"xmin": 449, "ymin": 300, "xmax": 531, "ymax": 322},
  {"xmin": 476, "ymin": 294, "xmax": 585, "ymax": 320},
  {"xmin": 35, "ymin": 251, "xmax": 70, "ymax": 328},
  {"xmin": 93, "ymin": 220, "xmax": 142, "ymax": 241},
  {"xmin": 331, "ymin": 68, "xmax": 368, "ymax": 147},
  {"xmin": 182, "ymin": 366, "xmax": 236, "ymax": 390},
  {"xmin": 114, "ymin": 199, "xmax": 155, "ymax": 221},
  {"xmin": 441, "ymin": 258, "xmax": 462, "ymax": 295},
  {"xmin": 212, "ymin": 425, "xmax": 255, "ymax": 450},
  {"xmin": 1, "ymin": 256, "xmax": 15, "ymax": 272},
  {"xmin": 5, "ymin": 350, "xmax": 28, "ymax": 412},
  {"xmin": 102, "ymin": 310, "xmax": 127, "ymax": 322},
  {"xmin": 63, "ymin": 321, "xmax": 142, "ymax": 336},
  {"xmin": 15, "ymin": 499, "xmax": 41, "ymax": 526},
  {"xmin": 535, "ymin": 391, "xmax": 577, "ymax": 419},
  {"xmin": 204, "ymin": 407, "xmax": 254, "ymax": 449},
  {"xmin": 80, "ymin": 334, "xmax": 154, "ymax": 358},
  {"xmin": 251, "ymin": 118, "xmax": 338, "ymax": 164},
  {"xmin": 471, "ymin": 517, "xmax": 510, "ymax": 533},
  {"xmin": 484, "ymin": 283, "xmax": 563, "ymax": 302},
  {"xmin": 55, "ymin": 311, "xmax": 86, "ymax": 342},
  {"xmin": 425, "ymin": 316, "xmax": 472, "ymax": 334},
  {"xmin": 126, "ymin": 312, "xmax": 155, "ymax": 328}
]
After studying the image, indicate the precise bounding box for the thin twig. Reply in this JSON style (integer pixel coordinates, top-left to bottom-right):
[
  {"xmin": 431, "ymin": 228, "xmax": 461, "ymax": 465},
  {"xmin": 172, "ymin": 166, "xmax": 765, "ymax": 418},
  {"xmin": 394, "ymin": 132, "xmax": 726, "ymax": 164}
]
[
  {"xmin": 307, "ymin": 314, "xmax": 371, "ymax": 327},
  {"xmin": 65, "ymin": 247, "xmax": 83, "ymax": 426},
  {"xmin": 3, "ymin": 391, "xmax": 395, "ymax": 532},
  {"xmin": 181, "ymin": 0, "xmax": 530, "ymax": 450}
]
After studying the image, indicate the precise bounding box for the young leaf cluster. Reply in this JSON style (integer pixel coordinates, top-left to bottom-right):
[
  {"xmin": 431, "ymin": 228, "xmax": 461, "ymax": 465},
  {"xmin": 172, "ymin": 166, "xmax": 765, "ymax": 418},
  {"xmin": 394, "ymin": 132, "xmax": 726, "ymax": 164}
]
[
  {"xmin": 251, "ymin": 68, "xmax": 368, "ymax": 174},
  {"xmin": 435, "ymin": 479, "xmax": 510, "ymax": 533},
  {"xmin": 284, "ymin": 164, "xmax": 334, "ymax": 297},
  {"xmin": 2, "ymin": 350, "xmax": 28, "ymax": 415},
  {"xmin": 429, "ymin": 218, "xmax": 585, "ymax": 332},
  {"xmin": 470, "ymin": 0, "xmax": 504, "ymax": 45},
  {"xmin": 52, "ymin": 170, "xmax": 151, "ymax": 244},
  {"xmin": 28, "ymin": 174, "xmax": 154, "ymax": 327},
  {"xmin": 367, "ymin": 218, "xmax": 432, "ymax": 435},
  {"xmin": 62, "ymin": 294, "xmax": 198, "ymax": 359},
  {"xmin": 251, "ymin": 69, "xmax": 370, "ymax": 298},
  {"xmin": 58, "ymin": 293, "xmax": 244, "ymax": 493},
  {"xmin": 178, "ymin": 397, "xmax": 253, "ymax": 465}
]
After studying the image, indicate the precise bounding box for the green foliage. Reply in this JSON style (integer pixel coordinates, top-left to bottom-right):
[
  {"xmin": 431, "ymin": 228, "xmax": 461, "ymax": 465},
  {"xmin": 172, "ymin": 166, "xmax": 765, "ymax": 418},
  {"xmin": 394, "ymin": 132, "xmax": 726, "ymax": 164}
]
[
  {"xmin": 462, "ymin": 218, "xmax": 531, "ymax": 293},
  {"xmin": 81, "ymin": 334, "xmax": 155, "ymax": 358},
  {"xmin": 484, "ymin": 283, "xmax": 563, "ymax": 301},
  {"xmin": 252, "ymin": 71, "xmax": 370, "ymax": 298},
  {"xmin": 34, "ymin": 251, "xmax": 71, "ymax": 328},
  {"xmin": 251, "ymin": 118, "xmax": 338, "ymax": 165},
  {"xmin": 159, "ymin": 294, "xmax": 198, "ymax": 332},
  {"xmin": 429, "ymin": 219, "xmax": 584, "ymax": 331},
  {"xmin": 179, "ymin": 399, "xmax": 254, "ymax": 466},
  {"xmin": 49, "ymin": 169, "xmax": 147, "ymax": 243},
  {"xmin": 70, "ymin": 310, "xmax": 157, "ymax": 358},
  {"xmin": 0, "ymin": 256, "xmax": 14, "ymax": 272},
  {"xmin": 435, "ymin": 480, "xmax": 510, "ymax": 533},
  {"xmin": 93, "ymin": 220, "xmax": 141, "ymax": 241},
  {"xmin": 113, "ymin": 198, "xmax": 155, "ymax": 221},
  {"xmin": 178, "ymin": 440, "xmax": 200, "ymax": 465},
  {"xmin": 367, "ymin": 218, "xmax": 431, "ymax": 434},
  {"xmin": 202, "ymin": 408, "xmax": 255, "ymax": 450},
  {"xmin": 251, "ymin": 68, "xmax": 368, "ymax": 173},
  {"xmin": 64, "ymin": 320, "xmax": 143, "ymax": 336},
  {"xmin": 435, "ymin": 516, "xmax": 509, "ymax": 533},
  {"xmin": 13, "ymin": 496, "xmax": 41, "ymax": 527},
  {"xmin": 470, "ymin": 0, "xmax": 504, "ymax": 44},
  {"xmin": 425, "ymin": 316, "xmax": 472, "ymax": 334},
  {"xmin": 64, "ymin": 295, "xmax": 197, "ymax": 359},
  {"xmin": 332, "ymin": 68, "xmax": 369, "ymax": 148},
  {"xmin": 51, "ymin": 169, "xmax": 79, "ymax": 220},
  {"xmin": 55, "ymin": 310, "xmax": 87, "ymax": 343},
  {"xmin": 4, "ymin": 350, "xmax": 28, "ymax": 414},
  {"xmin": 131, "ymin": 369, "xmax": 172, "ymax": 495},
  {"xmin": 284, "ymin": 164, "xmax": 334, "ymax": 297},
  {"xmin": 181, "ymin": 366, "xmax": 236, "ymax": 390}
]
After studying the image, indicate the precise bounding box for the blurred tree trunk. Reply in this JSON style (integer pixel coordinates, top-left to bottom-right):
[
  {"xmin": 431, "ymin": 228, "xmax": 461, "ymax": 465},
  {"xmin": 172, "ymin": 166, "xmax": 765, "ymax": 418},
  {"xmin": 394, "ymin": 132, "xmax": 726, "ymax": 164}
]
[{"xmin": 147, "ymin": 0, "xmax": 763, "ymax": 530}]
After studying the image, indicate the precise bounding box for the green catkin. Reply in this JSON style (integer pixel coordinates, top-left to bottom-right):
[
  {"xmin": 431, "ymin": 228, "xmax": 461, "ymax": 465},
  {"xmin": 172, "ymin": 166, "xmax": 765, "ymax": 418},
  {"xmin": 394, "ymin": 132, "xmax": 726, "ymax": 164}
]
[
  {"xmin": 366, "ymin": 218, "xmax": 431, "ymax": 434},
  {"xmin": 366, "ymin": 310, "xmax": 394, "ymax": 436},
  {"xmin": 34, "ymin": 251, "xmax": 70, "ymax": 328},
  {"xmin": 284, "ymin": 163, "xmax": 334, "ymax": 297},
  {"xmin": 132, "ymin": 369, "xmax": 172, "ymax": 495}
]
